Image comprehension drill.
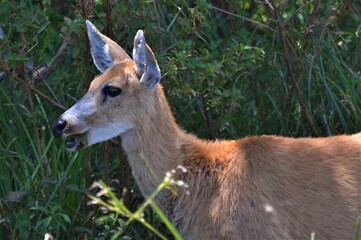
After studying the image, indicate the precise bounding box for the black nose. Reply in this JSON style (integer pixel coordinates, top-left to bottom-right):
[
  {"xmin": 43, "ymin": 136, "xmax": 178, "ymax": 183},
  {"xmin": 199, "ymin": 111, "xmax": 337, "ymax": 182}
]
[{"xmin": 52, "ymin": 118, "xmax": 67, "ymax": 138}]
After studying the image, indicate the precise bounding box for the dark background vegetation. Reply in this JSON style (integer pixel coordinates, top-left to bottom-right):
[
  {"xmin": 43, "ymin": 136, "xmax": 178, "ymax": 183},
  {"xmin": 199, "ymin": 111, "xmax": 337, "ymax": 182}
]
[{"xmin": 0, "ymin": 0, "xmax": 360, "ymax": 239}]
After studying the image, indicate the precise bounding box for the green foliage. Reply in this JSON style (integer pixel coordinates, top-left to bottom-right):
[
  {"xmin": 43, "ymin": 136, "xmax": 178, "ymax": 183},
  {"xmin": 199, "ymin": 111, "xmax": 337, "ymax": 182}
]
[
  {"xmin": 89, "ymin": 169, "xmax": 185, "ymax": 240},
  {"xmin": 0, "ymin": 0, "xmax": 360, "ymax": 239},
  {"xmin": 355, "ymin": 218, "xmax": 361, "ymax": 240}
]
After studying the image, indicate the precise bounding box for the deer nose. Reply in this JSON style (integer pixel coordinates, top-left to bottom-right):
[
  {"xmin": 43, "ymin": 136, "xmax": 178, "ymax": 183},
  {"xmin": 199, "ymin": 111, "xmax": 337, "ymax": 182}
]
[{"xmin": 52, "ymin": 118, "xmax": 67, "ymax": 138}]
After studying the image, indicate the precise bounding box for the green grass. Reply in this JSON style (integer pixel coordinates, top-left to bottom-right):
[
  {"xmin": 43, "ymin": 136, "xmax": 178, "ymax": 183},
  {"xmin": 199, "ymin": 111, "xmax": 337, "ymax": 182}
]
[{"xmin": 0, "ymin": 87, "xmax": 88, "ymax": 238}]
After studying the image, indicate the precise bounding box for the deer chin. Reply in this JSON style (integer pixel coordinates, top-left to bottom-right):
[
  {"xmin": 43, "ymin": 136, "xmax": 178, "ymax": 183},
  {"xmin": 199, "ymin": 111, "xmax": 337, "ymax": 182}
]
[{"xmin": 66, "ymin": 133, "xmax": 88, "ymax": 151}]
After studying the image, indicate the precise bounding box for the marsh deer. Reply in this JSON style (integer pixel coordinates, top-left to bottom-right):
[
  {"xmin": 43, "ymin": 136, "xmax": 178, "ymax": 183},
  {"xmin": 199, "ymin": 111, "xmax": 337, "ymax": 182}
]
[{"xmin": 52, "ymin": 20, "xmax": 361, "ymax": 239}]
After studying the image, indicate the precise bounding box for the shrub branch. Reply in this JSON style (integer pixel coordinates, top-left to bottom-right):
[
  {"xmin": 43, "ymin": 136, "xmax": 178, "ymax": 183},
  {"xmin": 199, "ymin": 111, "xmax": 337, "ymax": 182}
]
[{"xmin": 262, "ymin": 0, "xmax": 319, "ymax": 136}]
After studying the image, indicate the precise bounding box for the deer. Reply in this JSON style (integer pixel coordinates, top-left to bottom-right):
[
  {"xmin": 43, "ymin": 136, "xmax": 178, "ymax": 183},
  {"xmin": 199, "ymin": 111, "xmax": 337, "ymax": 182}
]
[{"xmin": 52, "ymin": 20, "xmax": 361, "ymax": 240}]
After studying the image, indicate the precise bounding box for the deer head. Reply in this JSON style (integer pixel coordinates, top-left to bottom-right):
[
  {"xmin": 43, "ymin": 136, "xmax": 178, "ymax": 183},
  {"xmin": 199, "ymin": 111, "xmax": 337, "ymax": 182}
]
[{"xmin": 52, "ymin": 20, "xmax": 161, "ymax": 151}]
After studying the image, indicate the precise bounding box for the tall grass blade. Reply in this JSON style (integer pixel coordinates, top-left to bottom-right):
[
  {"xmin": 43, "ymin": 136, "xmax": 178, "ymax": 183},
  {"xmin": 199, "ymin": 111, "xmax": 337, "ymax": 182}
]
[
  {"xmin": 355, "ymin": 217, "xmax": 361, "ymax": 240},
  {"xmin": 45, "ymin": 153, "xmax": 78, "ymax": 208}
]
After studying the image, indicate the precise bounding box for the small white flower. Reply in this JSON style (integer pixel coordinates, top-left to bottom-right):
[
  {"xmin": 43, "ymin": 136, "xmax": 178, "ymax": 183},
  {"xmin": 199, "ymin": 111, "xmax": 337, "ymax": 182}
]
[
  {"xmin": 175, "ymin": 180, "xmax": 189, "ymax": 188},
  {"xmin": 87, "ymin": 199, "xmax": 100, "ymax": 205},
  {"xmin": 96, "ymin": 188, "xmax": 109, "ymax": 197},
  {"xmin": 263, "ymin": 203, "xmax": 274, "ymax": 213},
  {"xmin": 90, "ymin": 181, "xmax": 103, "ymax": 190},
  {"xmin": 44, "ymin": 233, "xmax": 54, "ymax": 240},
  {"xmin": 177, "ymin": 165, "xmax": 187, "ymax": 173}
]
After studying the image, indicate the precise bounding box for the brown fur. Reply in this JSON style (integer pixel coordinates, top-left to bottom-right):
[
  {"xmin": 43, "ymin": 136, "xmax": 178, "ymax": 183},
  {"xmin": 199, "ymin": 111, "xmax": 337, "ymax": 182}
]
[
  {"xmin": 54, "ymin": 24, "xmax": 361, "ymax": 239},
  {"xmin": 125, "ymin": 85, "xmax": 361, "ymax": 239}
]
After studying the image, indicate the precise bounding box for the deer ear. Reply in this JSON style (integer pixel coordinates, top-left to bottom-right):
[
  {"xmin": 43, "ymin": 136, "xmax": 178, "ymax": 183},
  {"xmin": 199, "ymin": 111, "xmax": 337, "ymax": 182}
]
[
  {"xmin": 86, "ymin": 20, "xmax": 130, "ymax": 73},
  {"xmin": 132, "ymin": 30, "xmax": 161, "ymax": 91}
]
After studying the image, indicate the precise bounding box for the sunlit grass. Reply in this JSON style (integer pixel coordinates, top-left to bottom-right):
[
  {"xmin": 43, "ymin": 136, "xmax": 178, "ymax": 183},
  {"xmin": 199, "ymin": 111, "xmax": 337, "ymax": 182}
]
[{"xmin": 88, "ymin": 166, "xmax": 187, "ymax": 240}]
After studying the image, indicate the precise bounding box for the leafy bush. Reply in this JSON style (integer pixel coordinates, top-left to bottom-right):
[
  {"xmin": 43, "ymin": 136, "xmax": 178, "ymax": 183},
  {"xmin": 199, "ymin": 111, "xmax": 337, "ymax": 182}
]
[{"xmin": 0, "ymin": 0, "xmax": 360, "ymax": 239}]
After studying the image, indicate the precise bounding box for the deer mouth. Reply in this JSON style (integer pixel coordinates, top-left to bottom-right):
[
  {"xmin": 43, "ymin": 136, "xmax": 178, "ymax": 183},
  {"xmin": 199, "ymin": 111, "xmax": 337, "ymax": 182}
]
[{"xmin": 66, "ymin": 133, "xmax": 88, "ymax": 151}]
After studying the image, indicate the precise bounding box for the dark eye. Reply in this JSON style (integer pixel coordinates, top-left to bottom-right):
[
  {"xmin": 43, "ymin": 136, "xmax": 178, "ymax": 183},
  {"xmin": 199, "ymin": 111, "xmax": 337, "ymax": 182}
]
[{"xmin": 103, "ymin": 85, "xmax": 122, "ymax": 97}]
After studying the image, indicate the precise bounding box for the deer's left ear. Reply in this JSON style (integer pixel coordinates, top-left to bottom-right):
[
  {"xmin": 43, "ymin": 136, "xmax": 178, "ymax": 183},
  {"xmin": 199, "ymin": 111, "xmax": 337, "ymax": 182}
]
[{"xmin": 132, "ymin": 30, "xmax": 161, "ymax": 91}]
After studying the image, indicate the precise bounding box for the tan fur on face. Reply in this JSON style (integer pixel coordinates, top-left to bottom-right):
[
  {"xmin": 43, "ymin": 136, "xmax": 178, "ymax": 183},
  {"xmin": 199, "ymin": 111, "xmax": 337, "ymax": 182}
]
[{"xmin": 57, "ymin": 26, "xmax": 361, "ymax": 240}]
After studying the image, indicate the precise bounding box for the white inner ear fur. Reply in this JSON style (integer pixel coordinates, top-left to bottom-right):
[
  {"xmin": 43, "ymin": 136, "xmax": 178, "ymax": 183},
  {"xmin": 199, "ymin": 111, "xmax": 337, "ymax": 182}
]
[
  {"xmin": 133, "ymin": 30, "xmax": 146, "ymax": 76},
  {"xmin": 86, "ymin": 20, "xmax": 114, "ymax": 73},
  {"xmin": 132, "ymin": 30, "xmax": 161, "ymax": 91},
  {"xmin": 92, "ymin": 43, "xmax": 113, "ymax": 73}
]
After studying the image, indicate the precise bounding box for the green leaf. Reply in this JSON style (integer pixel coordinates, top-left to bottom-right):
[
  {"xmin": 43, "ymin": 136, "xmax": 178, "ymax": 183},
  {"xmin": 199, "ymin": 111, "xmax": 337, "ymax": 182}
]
[
  {"xmin": 60, "ymin": 213, "xmax": 71, "ymax": 224},
  {"xmin": 150, "ymin": 202, "xmax": 182, "ymax": 240},
  {"xmin": 30, "ymin": 206, "xmax": 50, "ymax": 214}
]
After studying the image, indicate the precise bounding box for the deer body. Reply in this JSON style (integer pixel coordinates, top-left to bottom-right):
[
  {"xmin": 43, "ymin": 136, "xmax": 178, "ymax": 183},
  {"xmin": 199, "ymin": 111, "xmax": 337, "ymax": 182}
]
[{"xmin": 52, "ymin": 21, "xmax": 361, "ymax": 239}]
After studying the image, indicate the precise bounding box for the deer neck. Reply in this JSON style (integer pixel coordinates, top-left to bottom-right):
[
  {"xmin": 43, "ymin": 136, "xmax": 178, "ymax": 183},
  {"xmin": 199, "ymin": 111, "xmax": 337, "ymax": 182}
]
[{"xmin": 120, "ymin": 85, "xmax": 184, "ymax": 197}]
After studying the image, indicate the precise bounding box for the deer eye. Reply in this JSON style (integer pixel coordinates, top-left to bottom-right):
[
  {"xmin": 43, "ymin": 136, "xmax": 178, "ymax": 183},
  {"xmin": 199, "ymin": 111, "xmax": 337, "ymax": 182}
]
[{"xmin": 102, "ymin": 85, "xmax": 122, "ymax": 98}]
